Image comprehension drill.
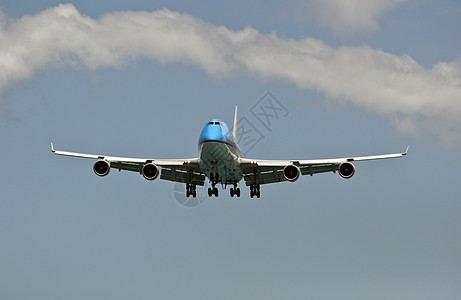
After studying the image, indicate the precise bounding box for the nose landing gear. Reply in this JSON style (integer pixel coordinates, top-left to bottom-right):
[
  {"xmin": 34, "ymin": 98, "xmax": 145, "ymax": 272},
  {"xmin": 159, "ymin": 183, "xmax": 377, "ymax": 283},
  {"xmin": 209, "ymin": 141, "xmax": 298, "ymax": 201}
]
[
  {"xmin": 207, "ymin": 169, "xmax": 220, "ymax": 197},
  {"xmin": 208, "ymin": 186, "xmax": 218, "ymax": 197},
  {"xmin": 230, "ymin": 186, "xmax": 241, "ymax": 197}
]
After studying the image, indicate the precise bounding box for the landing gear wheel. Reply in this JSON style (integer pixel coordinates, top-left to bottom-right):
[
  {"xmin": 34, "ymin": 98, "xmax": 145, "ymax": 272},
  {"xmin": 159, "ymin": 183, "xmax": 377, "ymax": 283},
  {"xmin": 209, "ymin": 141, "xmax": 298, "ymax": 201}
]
[
  {"xmin": 208, "ymin": 187, "xmax": 219, "ymax": 197},
  {"xmin": 250, "ymin": 185, "xmax": 260, "ymax": 198},
  {"xmin": 186, "ymin": 184, "xmax": 197, "ymax": 198},
  {"xmin": 230, "ymin": 186, "xmax": 241, "ymax": 197}
]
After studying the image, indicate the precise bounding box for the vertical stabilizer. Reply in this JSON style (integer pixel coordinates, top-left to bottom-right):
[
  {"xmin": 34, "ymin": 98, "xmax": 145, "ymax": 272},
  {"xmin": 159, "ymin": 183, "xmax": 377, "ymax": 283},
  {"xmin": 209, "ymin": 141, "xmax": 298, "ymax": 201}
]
[{"xmin": 233, "ymin": 105, "xmax": 238, "ymax": 143}]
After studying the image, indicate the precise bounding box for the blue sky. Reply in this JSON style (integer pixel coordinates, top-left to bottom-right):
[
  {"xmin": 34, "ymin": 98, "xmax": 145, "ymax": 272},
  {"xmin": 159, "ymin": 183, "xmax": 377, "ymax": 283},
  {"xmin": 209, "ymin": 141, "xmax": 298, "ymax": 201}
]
[{"xmin": 1, "ymin": 1, "xmax": 460, "ymax": 299}]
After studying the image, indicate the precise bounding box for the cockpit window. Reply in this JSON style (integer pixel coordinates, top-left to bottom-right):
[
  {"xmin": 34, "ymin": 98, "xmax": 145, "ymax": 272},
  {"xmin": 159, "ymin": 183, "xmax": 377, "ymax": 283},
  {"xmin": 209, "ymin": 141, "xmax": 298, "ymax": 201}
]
[{"xmin": 208, "ymin": 121, "xmax": 222, "ymax": 126}]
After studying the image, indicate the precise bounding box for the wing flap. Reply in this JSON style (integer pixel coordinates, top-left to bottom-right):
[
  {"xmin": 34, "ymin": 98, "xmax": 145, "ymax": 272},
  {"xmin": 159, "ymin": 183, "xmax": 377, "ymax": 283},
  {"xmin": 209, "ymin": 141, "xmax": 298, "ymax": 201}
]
[
  {"xmin": 300, "ymin": 164, "xmax": 338, "ymax": 176},
  {"xmin": 243, "ymin": 168, "xmax": 284, "ymax": 186},
  {"xmin": 110, "ymin": 161, "xmax": 142, "ymax": 173},
  {"xmin": 160, "ymin": 168, "xmax": 206, "ymax": 186}
]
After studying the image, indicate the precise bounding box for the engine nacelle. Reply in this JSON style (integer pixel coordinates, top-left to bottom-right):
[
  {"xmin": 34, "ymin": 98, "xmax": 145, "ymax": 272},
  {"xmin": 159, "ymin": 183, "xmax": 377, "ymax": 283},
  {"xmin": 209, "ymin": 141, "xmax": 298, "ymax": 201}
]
[
  {"xmin": 93, "ymin": 160, "xmax": 110, "ymax": 177},
  {"xmin": 283, "ymin": 164, "xmax": 300, "ymax": 182},
  {"xmin": 142, "ymin": 163, "xmax": 159, "ymax": 181},
  {"xmin": 338, "ymin": 162, "xmax": 355, "ymax": 179}
]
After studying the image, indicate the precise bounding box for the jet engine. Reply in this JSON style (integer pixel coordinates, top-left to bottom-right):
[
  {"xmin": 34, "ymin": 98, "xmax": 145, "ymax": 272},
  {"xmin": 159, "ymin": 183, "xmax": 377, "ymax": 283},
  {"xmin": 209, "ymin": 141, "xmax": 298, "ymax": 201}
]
[
  {"xmin": 338, "ymin": 162, "xmax": 355, "ymax": 179},
  {"xmin": 93, "ymin": 160, "xmax": 110, "ymax": 177},
  {"xmin": 142, "ymin": 163, "xmax": 159, "ymax": 181},
  {"xmin": 283, "ymin": 164, "xmax": 300, "ymax": 181}
]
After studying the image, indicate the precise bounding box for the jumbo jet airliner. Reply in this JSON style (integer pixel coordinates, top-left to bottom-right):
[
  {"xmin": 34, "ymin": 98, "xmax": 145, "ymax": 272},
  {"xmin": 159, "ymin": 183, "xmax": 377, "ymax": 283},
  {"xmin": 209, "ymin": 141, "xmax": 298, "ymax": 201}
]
[{"xmin": 51, "ymin": 106, "xmax": 408, "ymax": 198}]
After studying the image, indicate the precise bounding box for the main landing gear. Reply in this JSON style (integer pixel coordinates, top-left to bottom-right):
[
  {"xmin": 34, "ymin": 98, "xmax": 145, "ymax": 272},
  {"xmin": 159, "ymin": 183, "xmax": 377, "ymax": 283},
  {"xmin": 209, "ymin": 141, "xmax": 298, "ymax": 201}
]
[
  {"xmin": 186, "ymin": 183, "xmax": 196, "ymax": 198},
  {"xmin": 250, "ymin": 184, "xmax": 260, "ymax": 198}
]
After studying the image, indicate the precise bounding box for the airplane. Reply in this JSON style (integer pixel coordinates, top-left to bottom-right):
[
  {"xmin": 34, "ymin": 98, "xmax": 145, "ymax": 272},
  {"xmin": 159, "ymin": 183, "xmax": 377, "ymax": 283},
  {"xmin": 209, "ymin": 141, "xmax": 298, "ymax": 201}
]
[{"xmin": 51, "ymin": 106, "xmax": 408, "ymax": 198}]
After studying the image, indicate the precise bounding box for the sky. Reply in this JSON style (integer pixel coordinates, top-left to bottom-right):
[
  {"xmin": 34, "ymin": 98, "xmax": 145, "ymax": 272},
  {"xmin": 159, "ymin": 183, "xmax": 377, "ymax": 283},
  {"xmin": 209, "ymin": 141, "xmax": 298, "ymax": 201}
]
[{"xmin": 0, "ymin": 0, "xmax": 460, "ymax": 299}]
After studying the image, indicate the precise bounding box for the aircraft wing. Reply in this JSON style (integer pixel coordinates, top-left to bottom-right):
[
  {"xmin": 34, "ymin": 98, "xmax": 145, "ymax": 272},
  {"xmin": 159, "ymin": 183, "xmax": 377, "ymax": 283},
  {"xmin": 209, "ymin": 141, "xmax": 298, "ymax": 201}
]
[
  {"xmin": 239, "ymin": 146, "xmax": 409, "ymax": 186},
  {"xmin": 51, "ymin": 143, "xmax": 206, "ymax": 186}
]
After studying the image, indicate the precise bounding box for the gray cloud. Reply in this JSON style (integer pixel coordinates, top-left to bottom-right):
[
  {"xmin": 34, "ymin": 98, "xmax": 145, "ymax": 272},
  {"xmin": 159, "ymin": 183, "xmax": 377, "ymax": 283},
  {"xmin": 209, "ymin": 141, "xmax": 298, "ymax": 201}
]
[{"xmin": 1, "ymin": 4, "xmax": 460, "ymax": 144}]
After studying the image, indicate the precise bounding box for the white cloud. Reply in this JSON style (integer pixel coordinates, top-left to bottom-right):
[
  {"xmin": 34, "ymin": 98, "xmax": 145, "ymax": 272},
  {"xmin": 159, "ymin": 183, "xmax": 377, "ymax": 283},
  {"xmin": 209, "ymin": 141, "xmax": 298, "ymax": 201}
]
[
  {"xmin": 1, "ymin": 4, "xmax": 461, "ymax": 144},
  {"xmin": 301, "ymin": 0, "xmax": 408, "ymax": 38}
]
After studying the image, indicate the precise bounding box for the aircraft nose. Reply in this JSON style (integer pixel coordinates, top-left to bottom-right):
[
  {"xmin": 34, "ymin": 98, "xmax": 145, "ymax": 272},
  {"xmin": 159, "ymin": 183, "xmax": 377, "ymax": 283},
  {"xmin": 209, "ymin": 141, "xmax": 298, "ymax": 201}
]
[{"xmin": 200, "ymin": 124, "xmax": 224, "ymax": 142}]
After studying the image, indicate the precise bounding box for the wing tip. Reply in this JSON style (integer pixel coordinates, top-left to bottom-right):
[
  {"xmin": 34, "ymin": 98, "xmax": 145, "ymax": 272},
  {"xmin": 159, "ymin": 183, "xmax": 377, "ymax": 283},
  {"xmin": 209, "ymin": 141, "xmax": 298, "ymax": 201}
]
[
  {"xmin": 403, "ymin": 145, "xmax": 410, "ymax": 155},
  {"xmin": 51, "ymin": 142, "xmax": 55, "ymax": 153}
]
